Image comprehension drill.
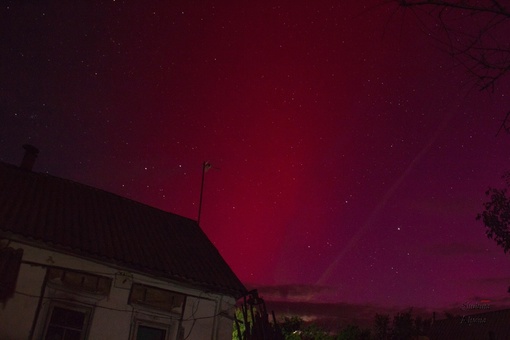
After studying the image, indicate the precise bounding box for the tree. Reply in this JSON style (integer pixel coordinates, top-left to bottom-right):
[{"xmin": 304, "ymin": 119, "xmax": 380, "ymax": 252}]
[
  {"xmin": 278, "ymin": 316, "xmax": 332, "ymax": 340},
  {"xmin": 300, "ymin": 323, "xmax": 331, "ymax": 340},
  {"xmin": 336, "ymin": 324, "xmax": 371, "ymax": 340},
  {"xmin": 279, "ymin": 316, "xmax": 303, "ymax": 340},
  {"xmin": 413, "ymin": 315, "xmax": 431, "ymax": 337},
  {"xmin": 393, "ymin": 0, "xmax": 510, "ymax": 283},
  {"xmin": 373, "ymin": 310, "xmax": 432, "ymax": 340},
  {"xmin": 374, "ymin": 313, "xmax": 391, "ymax": 340},
  {"xmin": 393, "ymin": 0, "xmax": 510, "ymax": 134},
  {"xmin": 391, "ymin": 311, "xmax": 414, "ymax": 340},
  {"xmin": 477, "ymin": 172, "xmax": 510, "ymax": 253}
]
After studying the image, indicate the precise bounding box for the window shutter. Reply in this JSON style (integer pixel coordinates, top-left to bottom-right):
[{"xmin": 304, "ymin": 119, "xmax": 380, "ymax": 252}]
[{"xmin": 0, "ymin": 247, "xmax": 23, "ymax": 303}]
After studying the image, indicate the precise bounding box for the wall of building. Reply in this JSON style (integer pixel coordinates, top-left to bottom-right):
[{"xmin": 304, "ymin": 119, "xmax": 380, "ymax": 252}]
[{"xmin": 0, "ymin": 241, "xmax": 237, "ymax": 340}]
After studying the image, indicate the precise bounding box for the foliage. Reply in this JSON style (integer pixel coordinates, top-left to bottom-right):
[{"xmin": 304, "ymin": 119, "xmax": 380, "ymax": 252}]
[
  {"xmin": 243, "ymin": 310, "xmax": 432, "ymax": 340},
  {"xmin": 413, "ymin": 315, "xmax": 431, "ymax": 337},
  {"xmin": 372, "ymin": 309, "xmax": 431, "ymax": 340},
  {"xmin": 232, "ymin": 307, "xmax": 252, "ymax": 340},
  {"xmin": 477, "ymin": 185, "xmax": 510, "ymax": 253},
  {"xmin": 394, "ymin": 0, "xmax": 510, "ymax": 289},
  {"xmin": 280, "ymin": 316, "xmax": 303, "ymax": 338},
  {"xmin": 395, "ymin": 0, "xmax": 510, "ymax": 89},
  {"xmin": 391, "ymin": 311, "xmax": 414, "ymax": 339},
  {"xmin": 279, "ymin": 316, "xmax": 374, "ymax": 340},
  {"xmin": 394, "ymin": 0, "xmax": 510, "ymax": 133},
  {"xmin": 284, "ymin": 333, "xmax": 302, "ymax": 340},
  {"xmin": 279, "ymin": 316, "xmax": 332, "ymax": 340},
  {"xmin": 233, "ymin": 305, "xmax": 285, "ymax": 340},
  {"xmin": 336, "ymin": 324, "xmax": 371, "ymax": 340},
  {"xmin": 299, "ymin": 323, "xmax": 331, "ymax": 340},
  {"xmin": 374, "ymin": 313, "xmax": 390, "ymax": 340}
]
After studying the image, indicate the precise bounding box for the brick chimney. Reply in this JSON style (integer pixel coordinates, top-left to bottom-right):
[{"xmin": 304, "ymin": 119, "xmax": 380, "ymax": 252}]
[{"xmin": 20, "ymin": 144, "xmax": 39, "ymax": 171}]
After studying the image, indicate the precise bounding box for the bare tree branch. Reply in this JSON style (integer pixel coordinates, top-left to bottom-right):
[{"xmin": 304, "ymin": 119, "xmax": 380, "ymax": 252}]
[
  {"xmin": 394, "ymin": 0, "xmax": 510, "ymax": 134},
  {"xmin": 497, "ymin": 111, "xmax": 510, "ymax": 136},
  {"xmin": 399, "ymin": 1, "xmax": 510, "ymax": 18}
]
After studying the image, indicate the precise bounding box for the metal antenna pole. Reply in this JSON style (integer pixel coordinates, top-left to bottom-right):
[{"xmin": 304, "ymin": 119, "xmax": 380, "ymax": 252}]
[{"xmin": 197, "ymin": 161, "xmax": 208, "ymax": 225}]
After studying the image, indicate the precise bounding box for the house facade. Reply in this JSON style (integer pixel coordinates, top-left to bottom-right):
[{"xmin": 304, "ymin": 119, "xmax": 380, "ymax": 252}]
[{"xmin": 0, "ymin": 152, "xmax": 246, "ymax": 340}]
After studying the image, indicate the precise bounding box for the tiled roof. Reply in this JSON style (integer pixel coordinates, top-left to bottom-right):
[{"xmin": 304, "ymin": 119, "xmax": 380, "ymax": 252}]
[
  {"xmin": 428, "ymin": 308, "xmax": 510, "ymax": 340},
  {"xmin": 0, "ymin": 162, "xmax": 246, "ymax": 298}
]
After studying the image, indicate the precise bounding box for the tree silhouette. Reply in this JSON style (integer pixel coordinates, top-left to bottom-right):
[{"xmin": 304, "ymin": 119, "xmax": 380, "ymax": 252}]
[
  {"xmin": 392, "ymin": 0, "xmax": 510, "ymax": 272},
  {"xmin": 279, "ymin": 316, "xmax": 303, "ymax": 339},
  {"xmin": 337, "ymin": 324, "xmax": 371, "ymax": 340},
  {"xmin": 393, "ymin": 0, "xmax": 510, "ymax": 134},
  {"xmin": 477, "ymin": 172, "xmax": 510, "ymax": 254},
  {"xmin": 391, "ymin": 311, "xmax": 414, "ymax": 340},
  {"xmin": 374, "ymin": 313, "xmax": 391, "ymax": 340}
]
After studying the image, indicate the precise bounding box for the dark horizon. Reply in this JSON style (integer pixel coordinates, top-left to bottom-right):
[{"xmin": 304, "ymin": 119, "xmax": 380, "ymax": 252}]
[{"xmin": 255, "ymin": 284, "xmax": 510, "ymax": 331}]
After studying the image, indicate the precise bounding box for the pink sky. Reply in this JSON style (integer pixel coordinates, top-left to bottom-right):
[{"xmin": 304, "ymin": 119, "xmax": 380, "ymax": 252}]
[{"xmin": 1, "ymin": 1, "xmax": 510, "ymax": 324}]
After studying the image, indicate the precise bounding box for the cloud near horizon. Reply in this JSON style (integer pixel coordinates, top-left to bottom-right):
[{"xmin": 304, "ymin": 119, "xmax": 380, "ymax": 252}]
[
  {"xmin": 249, "ymin": 283, "xmax": 510, "ymax": 330},
  {"xmin": 252, "ymin": 283, "xmax": 337, "ymax": 301},
  {"xmin": 247, "ymin": 284, "xmax": 428, "ymax": 327},
  {"xmin": 263, "ymin": 299, "xmax": 433, "ymax": 330}
]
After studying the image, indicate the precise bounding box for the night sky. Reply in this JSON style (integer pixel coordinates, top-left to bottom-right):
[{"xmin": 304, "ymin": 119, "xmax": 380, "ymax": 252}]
[{"xmin": 2, "ymin": 1, "xmax": 510, "ymax": 324}]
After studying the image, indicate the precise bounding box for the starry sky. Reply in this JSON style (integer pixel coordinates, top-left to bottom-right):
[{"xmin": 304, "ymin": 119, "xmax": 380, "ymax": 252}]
[{"xmin": 2, "ymin": 1, "xmax": 510, "ymax": 325}]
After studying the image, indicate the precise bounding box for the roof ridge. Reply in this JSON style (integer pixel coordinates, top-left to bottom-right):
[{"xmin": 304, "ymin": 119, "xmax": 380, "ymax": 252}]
[
  {"xmin": 0, "ymin": 160, "xmax": 246, "ymax": 298},
  {"xmin": 0, "ymin": 161, "xmax": 196, "ymax": 222}
]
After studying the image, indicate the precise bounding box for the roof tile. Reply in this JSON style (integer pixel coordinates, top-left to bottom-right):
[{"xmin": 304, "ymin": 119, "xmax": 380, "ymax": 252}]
[{"xmin": 0, "ymin": 162, "xmax": 246, "ymax": 298}]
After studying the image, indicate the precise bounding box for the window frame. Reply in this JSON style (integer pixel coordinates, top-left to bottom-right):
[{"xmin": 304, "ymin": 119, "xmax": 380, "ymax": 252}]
[
  {"xmin": 0, "ymin": 246, "xmax": 23, "ymax": 303},
  {"xmin": 46, "ymin": 267, "xmax": 112, "ymax": 297},
  {"xmin": 42, "ymin": 301, "xmax": 94, "ymax": 340},
  {"xmin": 128, "ymin": 284, "xmax": 184, "ymax": 340},
  {"xmin": 128, "ymin": 283, "xmax": 185, "ymax": 314},
  {"xmin": 131, "ymin": 319, "xmax": 174, "ymax": 340}
]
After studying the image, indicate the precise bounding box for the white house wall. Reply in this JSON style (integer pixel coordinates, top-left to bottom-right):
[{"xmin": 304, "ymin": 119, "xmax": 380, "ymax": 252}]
[
  {"xmin": 0, "ymin": 260, "xmax": 45, "ymax": 338},
  {"xmin": 0, "ymin": 241, "xmax": 237, "ymax": 340}
]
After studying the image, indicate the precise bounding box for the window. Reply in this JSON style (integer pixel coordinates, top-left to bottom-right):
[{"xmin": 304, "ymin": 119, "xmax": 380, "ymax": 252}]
[
  {"xmin": 43, "ymin": 303, "xmax": 92, "ymax": 340},
  {"xmin": 38, "ymin": 268, "xmax": 108, "ymax": 339},
  {"xmin": 129, "ymin": 283, "xmax": 185, "ymax": 313},
  {"xmin": 134, "ymin": 323, "xmax": 168, "ymax": 340},
  {"xmin": 47, "ymin": 268, "xmax": 111, "ymax": 296},
  {"xmin": 128, "ymin": 284, "xmax": 183, "ymax": 340},
  {"xmin": 131, "ymin": 319, "xmax": 177, "ymax": 340}
]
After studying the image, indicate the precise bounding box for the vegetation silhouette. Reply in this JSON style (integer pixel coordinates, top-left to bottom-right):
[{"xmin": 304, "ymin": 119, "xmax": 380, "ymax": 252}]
[
  {"xmin": 234, "ymin": 308, "xmax": 433, "ymax": 339},
  {"xmin": 390, "ymin": 0, "xmax": 510, "ymax": 283}
]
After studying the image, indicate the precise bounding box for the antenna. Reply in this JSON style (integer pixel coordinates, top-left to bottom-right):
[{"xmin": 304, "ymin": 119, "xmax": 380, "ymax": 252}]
[{"xmin": 197, "ymin": 161, "xmax": 212, "ymax": 225}]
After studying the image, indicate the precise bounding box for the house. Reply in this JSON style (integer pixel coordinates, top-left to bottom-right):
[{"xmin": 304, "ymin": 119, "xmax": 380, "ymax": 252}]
[
  {"xmin": 428, "ymin": 308, "xmax": 510, "ymax": 340},
  {"xmin": 0, "ymin": 146, "xmax": 247, "ymax": 340}
]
